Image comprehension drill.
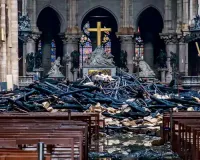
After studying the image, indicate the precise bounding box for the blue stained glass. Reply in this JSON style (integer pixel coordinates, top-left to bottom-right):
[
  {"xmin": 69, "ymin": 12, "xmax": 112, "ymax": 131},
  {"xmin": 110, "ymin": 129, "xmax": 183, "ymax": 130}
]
[
  {"xmin": 79, "ymin": 36, "xmax": 92, "ymax": 67},
  {"xmin": 37, "ymin": 39, "xmax": 56, "ymax": 65},
  {"xmin": 50, "ymin": 40, "xmax": 56, "ymax": 64},
  {"xmin": 38, "ymin": 40, "xmax": 43, "ymax": 55},
  {"xmin": 105, "ymin": 41, "xmax": 111, "ymax": 54}
]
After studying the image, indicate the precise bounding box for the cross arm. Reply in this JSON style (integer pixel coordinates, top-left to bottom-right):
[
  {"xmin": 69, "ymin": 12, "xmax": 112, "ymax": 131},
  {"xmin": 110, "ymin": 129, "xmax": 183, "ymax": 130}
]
[
  {"xmin": 87, "ymin": 28, "xmax": 98, "ymax": 32},
  {"xmin": 101, "ymin": 28, "xmax": 112, "ymax": 32}
]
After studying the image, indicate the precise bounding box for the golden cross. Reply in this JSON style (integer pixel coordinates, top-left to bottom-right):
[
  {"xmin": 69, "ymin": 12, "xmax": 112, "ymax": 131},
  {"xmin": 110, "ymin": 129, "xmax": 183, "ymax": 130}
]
[{"xmin": 87, "ymin": 21, "xmax": 111, "ymax": 46}]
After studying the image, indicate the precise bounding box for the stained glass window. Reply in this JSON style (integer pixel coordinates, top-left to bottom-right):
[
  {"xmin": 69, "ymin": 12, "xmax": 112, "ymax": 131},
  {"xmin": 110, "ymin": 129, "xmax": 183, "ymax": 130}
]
[
  {"xmin": 79, "ymin": 35, "xmax": 92, "ymax": 67},
  {"xmin": 102, "ymin": 28, "xmax": 111, "ymax": 54},
  {"xmin": 51, "ymin": 40, "xmax": 56, "ymax": 65},
  {"xmin": 37, "ymin": 39, "xmax": 56, "ymax": 66},
  {"xmin": 38, "ymin": 40, "xmax": 42, "ymax": 54},
  {"xmin": 135, "ymin": 36, "xmax": 144, "ymax": 60}
]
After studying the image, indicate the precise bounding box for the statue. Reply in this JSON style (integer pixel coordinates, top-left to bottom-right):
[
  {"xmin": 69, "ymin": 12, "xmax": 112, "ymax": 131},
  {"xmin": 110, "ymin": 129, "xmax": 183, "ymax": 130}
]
[
  {"xmin": 170, "ymin": 52, "xmax": 178, "ymax": 66},
  {"xmin": 120, "ymin": 50, "xmax": 128, "ymax": 70},
  {"xmin": 87, "ymin": 46, "xmax": 115, "ymax": 67},
  {"xmin": 26, "ymin": 52, "xmax": 34, "ymax": 72},
  {"xmin": 35, "ymin": 51, "xmax": 42, "ymax": 69},
  {"xmin": 133, "ymin": 60, "xmax": 155, "ymax": 77},
  {"xmin": 157, "ymin": 49, "xmax": 167, "ymax": 68},
  {"xmin": 70, "ymin": 50, "xmax": 80, "ymax": 72},
  {"xmin": 47, "ymin": 57, "xmax": 64, "ymax": 78}
]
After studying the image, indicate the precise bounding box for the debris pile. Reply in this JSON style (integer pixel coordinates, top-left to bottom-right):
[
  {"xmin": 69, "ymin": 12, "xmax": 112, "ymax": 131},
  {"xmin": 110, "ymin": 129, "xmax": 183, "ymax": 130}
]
[
  {"xmin": 1, "ymin": 72, "xmax": 200, "ymax": 133},
  {"xmin": 89, "ymin": 133, "xmax": 180, "ymax": 160}
]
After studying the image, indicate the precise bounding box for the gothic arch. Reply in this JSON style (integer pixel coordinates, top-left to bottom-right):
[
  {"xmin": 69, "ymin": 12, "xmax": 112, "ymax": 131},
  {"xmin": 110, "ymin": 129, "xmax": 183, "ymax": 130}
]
[
  {"xmin": 80, "ymin": 6, "xmax": 119, "ymax": 29},
  {"xmin": 37, "ymin": 5, "xmax": 65, "ymax": 32},
  {"xmin": 135, "ymin": 5, "xmax": 164, "ymax": 29}
]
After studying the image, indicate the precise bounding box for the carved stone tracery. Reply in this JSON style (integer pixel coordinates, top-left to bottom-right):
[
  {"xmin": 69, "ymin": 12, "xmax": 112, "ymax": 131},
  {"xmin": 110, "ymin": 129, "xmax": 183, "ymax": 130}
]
[
  {"xmin": 60, "ymin": 34, "xmax": 81, "ymax": 44},
  {"xmin": 160, "ymin": 33, "xmax": 185, "ymax": 44}
]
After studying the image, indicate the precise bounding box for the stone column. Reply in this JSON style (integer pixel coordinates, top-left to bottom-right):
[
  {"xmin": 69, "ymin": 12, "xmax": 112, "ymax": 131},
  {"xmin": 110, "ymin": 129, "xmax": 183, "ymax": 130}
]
[
  {"xmin": 143, "ymin": 32, "xmax": 154, "ymax": 69},
  {"xmin": 0, "ymin": 0, "xmax": 7, "ymax": 82},
  {"xmin": 160, "ymin": 33, "xmax": 178, "ymax": 83},
  {"xmin": 28, "ymin": 0, "xmax": 38, "ymax": 32},
  {"xmin": 166, "ymin": 43, "xmax": 177, "ymax": 82},
  {"xmin": 183, "ymin": 0, "xmax": 189, "ymax": 30},
  {"xmin": 176, "ymin": 0, "xmax": 183, "ymax": 31},
  {"xmin": 185, "ymin": 43, "xmax": 188, "ymax": 76},
  {"xmin": 178, "ymin": 42, "xmax": 188, "ymax": 76},
  {"xmin": 163, "ymin": 0, "xmax": 173, "ymax": 32},
  {"xmin": 161, "ymin": 70, "xmax": 166, "ymax": 83},
  {"xmin": 25, "ymin": 33, "xmax": 40, "ymax": 75},
  {"xmin": 22, "ymin": 0, "xmax": 27, "ymax": 16},
  {"xmin": 179, "ymin": 42, "xmax": 186, "ymax": 73},
  {"xmin": 119, "ymin": 35, "xmax": 134, "ymax": 73},
  {"xmin": 10, "ymin": 0, "xmax": 19, "ymax": 86},
  {"xmin": 198, "ymin": 0, "xmax": 200, "ymax": 15},
  {"xmin": 61, "ymin": 34, "xmax": 80, "ymax": 81}
]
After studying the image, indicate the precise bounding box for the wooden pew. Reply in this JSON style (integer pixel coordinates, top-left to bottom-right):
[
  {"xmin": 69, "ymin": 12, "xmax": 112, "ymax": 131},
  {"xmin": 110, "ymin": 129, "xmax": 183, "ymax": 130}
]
[
  {"xmin": 0, "ymin": 148, "xmax": 51, "ymax": 160},
  {"xmin": 162, "ymin": 111, "xmax": 200, "ymax": 143},
  {"xmin": 0, "ymin": 112, "xmax": 101, "ymax": 140},
  {"xmin": 0, "ymin": 120, "xmax": 87, "ymax": 159},
  {"xmin": 0, "ymin": 125, "xmax": 86, "ymax": 159}
]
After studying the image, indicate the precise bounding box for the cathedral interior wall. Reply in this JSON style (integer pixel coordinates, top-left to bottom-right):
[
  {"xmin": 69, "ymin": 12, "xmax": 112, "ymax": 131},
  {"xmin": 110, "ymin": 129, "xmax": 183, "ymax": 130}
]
[
  {"xmin": 133, "ymin": 0, "xmax": 164, "ymax": 28},
  {"xmin": 36, "ymin": 0, "xmax": 67, "ymax": 32},
  {"xmin": 77, "ymin": 0, "xmax": 121, "ymax": 28}
]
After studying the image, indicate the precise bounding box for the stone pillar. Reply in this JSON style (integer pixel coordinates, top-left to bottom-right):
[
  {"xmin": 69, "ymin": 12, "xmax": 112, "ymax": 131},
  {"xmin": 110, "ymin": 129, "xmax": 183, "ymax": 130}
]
[
  {"xmin": 118, "ymin": 0, "xmax": 134, "ymax": 74},
  {"xmin": 28, "ymin": 0, "xmax": 38, "ymax": 32},
  {"xmin": 143, "ymin": 32, "xmax": 154, "ymax": 69},
  {"xmin": 10, "ymin": 0, "xmax": 19, "ymax": 86},
  {"xmin": 158, "ymin": 68, "xmax": 167, "ymax": 83},
  {"xmin": 0, "ymin": 0, "xmax": 7, "ymax": 82},
  {"xmin": 119, "ymin": 35, "xmax": 134, "ymax": 73},
  {"xmin": 42, "ymin": 34, "xmax": 51, "ymax": 75},
  {"xmin": 185, "ymin": 43, "xmax": 188, "ymax": 76},
  {"xmin": 179, "ymin": 42, "xmax": 186, "ymax": 73},
  {"xmin": 163, "ymin": 0, "xmax": 173, "ymax": 32},
  {"xmin": 182, "ymin": 0, "xmax": 189, "ymax": 30},
  {"xmin": 160, "ymin": 33, "xmax": 178, "ymax": 83},
  {"xmin": 6, "ymin": 0, "xmax": 12, "ymax": 75},
  {"xmin": 166, "ymin": 43, "xmax": 177, "ymax": 83},
  {"xmin": 161, "ymin": 70, "xmax": 166, "ymax": 83},
  {"xmin": 61, "ymin": 34, "xmax": 80, "ymax": 81},
  {"xmin": 22, "ymin": 0, "xmax": 27, "ymax": 16},
  {"xmin": 24, "ymin": 33, "xmax": 40, "ymax": 75},
  {"xmin": 176, "ymin": 0, "xmax": 183, "ymax": 31}
]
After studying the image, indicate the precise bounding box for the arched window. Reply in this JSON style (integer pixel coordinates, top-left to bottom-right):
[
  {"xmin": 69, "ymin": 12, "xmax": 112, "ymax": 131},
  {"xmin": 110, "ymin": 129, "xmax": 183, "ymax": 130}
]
[
  {"xmin": 102, "ymin": 27, "xmax": 111, "ymax": 54},
  {"xmin": 38, "ymin": 40, "xmax": 42, "ymax": 54},
  {"xmin": 51, "ymin": 40, "xmax": 56, "ymax": 65},
  {"xmin": 37, "ymin": 39, "xmax": 56, "ymax": 66},
  {"xmin": 135, "ymin": 28, "xmax": 144, "ymax": 60},
  {"xmin": 79, "ymin": 35, "xmax": 92, "ymax": 67}
]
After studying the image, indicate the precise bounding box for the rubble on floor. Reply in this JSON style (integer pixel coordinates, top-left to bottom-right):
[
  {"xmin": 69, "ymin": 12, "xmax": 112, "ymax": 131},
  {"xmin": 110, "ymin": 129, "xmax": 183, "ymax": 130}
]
[
  {"xmin": 0, "ymin": 72, "xmax": 198, "ymax": 159},
  {"xmin": 89, "ymin": 133, "xmax": 180, "ymax": 160},
  {"xmin": 1, "ymin": 73, "xmax": 200, "ymax": 130}
]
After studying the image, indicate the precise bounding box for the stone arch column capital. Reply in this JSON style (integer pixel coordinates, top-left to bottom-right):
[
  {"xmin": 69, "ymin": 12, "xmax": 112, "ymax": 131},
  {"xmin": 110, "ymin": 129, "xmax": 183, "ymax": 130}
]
[
  {"xmin": 160, "ymin": 33, "xmax": 180, "ymax": 44},
  {"xmin": 117, "ymin": 35, "xmax": 134, "ymax": 43},
  {"xmin": 25, "ymin": 32, "xmax": 41, "ymax": 42},
  {"xmin": 60, "ymin": 33, "xmax": 81, "ymax": 44}
]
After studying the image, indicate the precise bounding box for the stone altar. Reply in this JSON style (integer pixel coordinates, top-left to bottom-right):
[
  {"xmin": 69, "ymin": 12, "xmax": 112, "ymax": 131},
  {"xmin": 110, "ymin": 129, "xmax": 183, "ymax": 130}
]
[{"xmin": 83, "ymin": 46, "xmax": 116, "ymax": 76}]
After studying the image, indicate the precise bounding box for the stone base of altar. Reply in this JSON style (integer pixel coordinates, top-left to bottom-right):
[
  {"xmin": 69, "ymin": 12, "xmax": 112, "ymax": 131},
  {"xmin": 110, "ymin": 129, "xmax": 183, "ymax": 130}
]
[
  {"xmin": 182, "ymin": 76, "xmax": 200, "ymax": 90},
  {"xmin": 83, "ymin": 67, "xmax": 116, "ymax": 76}
]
